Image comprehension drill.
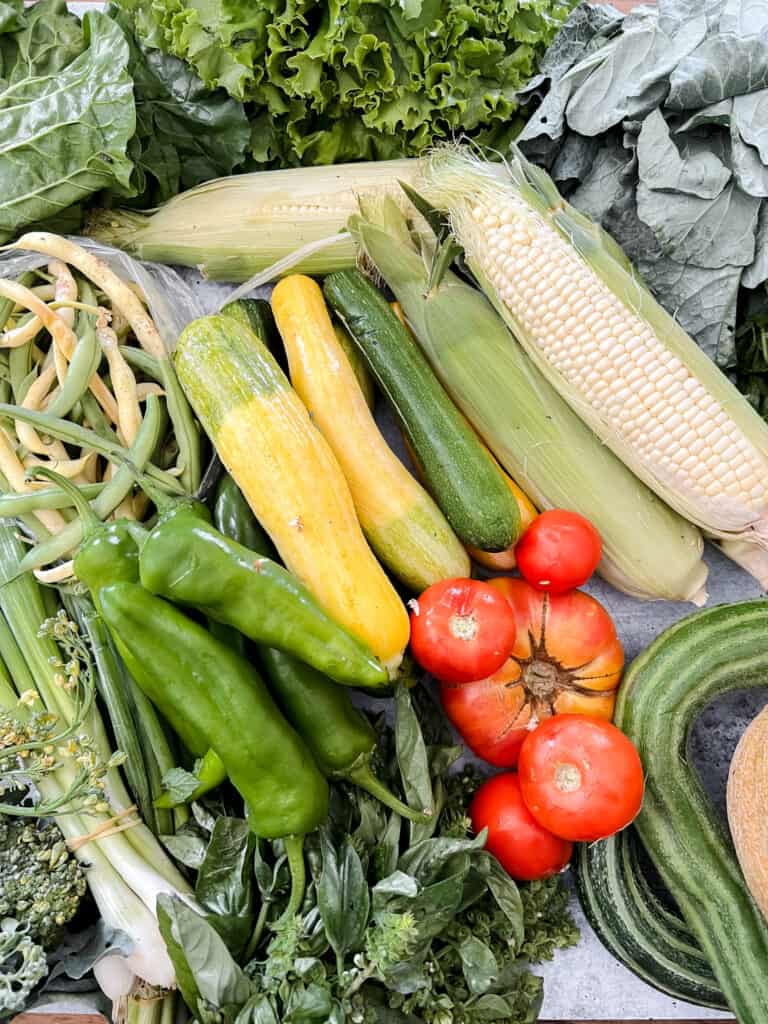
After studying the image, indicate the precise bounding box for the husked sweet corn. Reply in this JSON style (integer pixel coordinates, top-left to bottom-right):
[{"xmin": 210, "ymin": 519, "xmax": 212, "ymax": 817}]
[{"xmin": 422, "ymin": 146, "xmax": 768, "ymax": 582}]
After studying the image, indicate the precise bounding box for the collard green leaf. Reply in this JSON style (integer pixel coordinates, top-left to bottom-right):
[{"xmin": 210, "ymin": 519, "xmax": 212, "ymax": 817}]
[
  {"xmin": 551, "ymin": 133, "xmax": 601, "ymax": 185},
  {"xmin": 44, "ymin": 922, "xmax": 133, "ymax": 986},
  {"xmin": 730, "ymin": 126, "xmax": 768, "ymax": 198},
  {"xmin": 458, "ymin": 936, "xmax": 499, "ymax": 995},
  {"xmin": 395, "ymin": 684, "xmax": 434, "ymax": 844},
  {"xmin": 568, "ymin": 135, "xmax": 635, "ymax": 222},
  {"xmin": 733, "ymin": 89, "xmax": 768, "ymax": 164},
  {"xmin": 674, "ymin": 97, "xmax": 733, "ymax": 132},
  {"xmin": 0, "ymin": 9, "xmax": 135, "ymax": 242},
  {"xmin": 638, "ymin": 253, "xmax": 742, "ymax": 364},
  {"xmin": 637, "ymin": 107, "xmax": 730, "ymax": 198},
  {"xmin": 636, "ymin": 177, "xmax": 760, "ymax": 269},
  {"xmin": 743, "ymin": 201, "xmax": 768, "ymax": 289},
  {"xmin": 316, "ymin": 829, "xmax": 370, "ymax": 960},
  {"xmin": 156, "ymin": 894, "xmax": 252, "ymax": 1013},
  {"xmin": 719, "ymin": 0, "xmax": 768, "ymax": 35},
  {"xmin": 668, "ymin": 32, "xmax": 768, "ymax": 110},
  {"xmin": 196, "ymin": 818, "xmax": 254, "ymax": 958}
]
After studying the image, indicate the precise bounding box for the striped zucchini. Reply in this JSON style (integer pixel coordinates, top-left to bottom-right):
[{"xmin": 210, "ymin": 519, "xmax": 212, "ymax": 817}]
[
  {"xmin": 576, "ymin": 827, "xmax": 726, "ymax": 1009},
  {"xmin": 614, "ymin": 601, "xmax": 768, "ymax": 1023},
  {"xmin": 323, "ymin": 269, "xmax": 520, "ymax": 552},
  {"xmin": 174, "ymin": 314, "xmax": 410, "ymax": 676},
  {"xmin": 271, "ymin": 275, "xmax": 469, "ymax": 592}
]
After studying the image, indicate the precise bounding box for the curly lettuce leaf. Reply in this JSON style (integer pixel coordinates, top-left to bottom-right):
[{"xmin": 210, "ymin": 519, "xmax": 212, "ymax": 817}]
[
  {"xmin": 116, "ymin": 0, "xmax": 575, "ymax": 168},
  {"xmin": 0, "ymin": 6, "xmax": 135, "ymax": 242}
]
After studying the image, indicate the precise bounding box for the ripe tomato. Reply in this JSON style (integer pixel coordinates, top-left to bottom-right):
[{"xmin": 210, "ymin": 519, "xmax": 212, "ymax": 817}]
[
  {"xmin": 470, "ymin": 773, "xmax": 573, "ymax": 881},
  {"xmin": 518, "ymin": 715, "xmax": 644, "ymax": 842},
  {"xmin": 515, "ymin": 509, "xmax": 602, "ymax": 593},
  {"xmin": 409, "ymin": 578, "xmax": 516, "ymax": 684},
  {"xmin": 440, "ymin": 579, "xmax": 623, "ymax": 767}
]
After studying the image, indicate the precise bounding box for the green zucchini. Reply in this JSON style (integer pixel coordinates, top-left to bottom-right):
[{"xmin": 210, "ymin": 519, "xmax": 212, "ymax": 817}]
[
  {"xmin": 323, "ymin": 268, "xmax": 520, "ymax": 552},
  {"xmin": 576, "ymin": 827, "xmax": 726, "ymax": 1009},
  {"xmin": 614, "ymin": 600, "xmax": 768, "ymax": 1024},
  {"xmin": 221, "ymin": 297, "xmax": 280, "ymax": 352}
]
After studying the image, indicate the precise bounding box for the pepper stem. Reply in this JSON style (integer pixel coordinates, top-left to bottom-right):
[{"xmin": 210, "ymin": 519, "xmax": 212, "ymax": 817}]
[
  {"xmin": 282, "ymin": 834, "xmax": 307, "ymax": 919},
  {"xmin": 347, "ymin": 759, "xmax": 433, "ymax": 823},
  {"xmin": 26, "ymin": 466, "xmax": 101, "ymax": 537},
  {"xmin": 115, "ymin": 461, "xmax": 177, "ymax": 514}
]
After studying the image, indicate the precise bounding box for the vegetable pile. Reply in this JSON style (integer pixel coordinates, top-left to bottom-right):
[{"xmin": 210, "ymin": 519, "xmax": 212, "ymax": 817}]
[{"xmin": 2, "ymin": 2, "xmax": 768, "ymax": 1023}]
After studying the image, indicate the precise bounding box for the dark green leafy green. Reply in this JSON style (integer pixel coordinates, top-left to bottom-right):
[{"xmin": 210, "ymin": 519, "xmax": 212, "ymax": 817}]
[
  {"xmin": 316, "ymin": 829, "xmax": 369, "ymax": 963},
  {"xmin": 394, "ymin": 684, "xmax": 434, "ymax": 844},
  {"xmin": 519, "ymin": 0, "xmax": 768, "ymax": 370},
  {"xmin": 0, "ymin": 5, "xmax": 135, "ymax": 242},
  {"xmin": 113, "ymin": 0, "xmax": 575, "ymax": 169},
  {"xmin": 107, "ymin": 5, "xmax": 250, "ymax": 206},
  {"xmin": 196, "ymin": 818, "xmax": 255, "ymax": 958}
]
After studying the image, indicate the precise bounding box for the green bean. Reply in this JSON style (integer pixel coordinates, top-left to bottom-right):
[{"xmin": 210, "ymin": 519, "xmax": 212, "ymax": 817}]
[
  {"xmin": 0, "ymin": 272, "xmax": 35, "ymax": 334},
  {"xmin": 0, "ymin": 482, "xmax": 104, "ymax": 515},
  {"xmin": 0, "ymin": 379, "xmax": 10, "ymax": 405},
  {"xmin": 17, "ymin": 396, "xmax": 169, "ymax": 572},
  {"xmin": 119, "ymin": 345, "xmax": 161, "ymax": 382},
  {"xmin": 9, "ymin": 343, "xmax": 33, "ymax": 403},
  {"xmin": 0, "ymin": 469, "xmax": 52, "ymax": 543},
  {"xmin": 0, "ymin": 401, "xmax": 184, "ymax": 496},
  {"xmin": 46, "ymin": 282, "xmax": 101, "ymax": 420},
  {"xmin": 80, "ymin": 391, "xmax": 117, "ymax": 442},
  {"xmin": 162, "ymin": 362, "xmax": 201, "ymax": 494}
]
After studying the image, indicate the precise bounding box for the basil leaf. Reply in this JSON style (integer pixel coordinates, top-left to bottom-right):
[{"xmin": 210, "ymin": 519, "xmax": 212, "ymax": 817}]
[
  {"xmin": 395, "ymin": 685, "xmax": 434, "ymax": 844},
  {"xmin": 373, "ymin": 810, "xmax": 402, "ymax": 882},
  {"xmin": 398, "ymin": 833, "xmax": 487, "ymax": 885},
  {"xmin": 458, "ymin": 936, "xmax": 499, "ymax": 995},
  {"xmin": 284, "ymin": 982, "xmax": 333, "ymax": 1023},
  {"xmin": 479, "ymin": 854, "xmax": 525, "ymax": 952},
  {"xmin": 471, "ymin": 992, "xmax": 522, "ymax": 1021},
  {"xmin": 161, "ymin": 832, "xmax": 207, "ymax": 870},
  {"xmin": 234, "ymin": 994, "xmax": 280, "ymax": 1024},
  {"xmin": 160, "ymin": 766, "xmax": 201, "ymax": 805},
  {"xmin": 316, "ymin": 829, "xmax": 369, "ymax": 960},
  {"xmin": 156, "ymin": 894, "xmax": 252, "ymax": 1013},
  {"xmin": 372, "ymin": 871, "xmax": 419, "ymax": 917},
  {"xmin": 196, "ymin": 818, "xmax": 254, "ymax": 957}
]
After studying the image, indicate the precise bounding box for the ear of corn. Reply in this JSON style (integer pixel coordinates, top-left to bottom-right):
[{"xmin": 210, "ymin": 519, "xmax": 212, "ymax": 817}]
[
  {"xmin": 353, "ymin": 200, "xmax": 709, "ymax": 605},
  {"xmin": 86, "ymin": 160, "xmax": 417, "ymax": 282},
  {"xmin": 421, "ymin": 146, "xmax": 768, "ymax": 585}
]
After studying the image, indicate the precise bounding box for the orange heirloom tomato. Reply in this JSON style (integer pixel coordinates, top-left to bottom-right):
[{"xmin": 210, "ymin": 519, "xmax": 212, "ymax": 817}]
[{"xmin": 440, "ymin": 578, "xmax": 623, "ymax": 768}]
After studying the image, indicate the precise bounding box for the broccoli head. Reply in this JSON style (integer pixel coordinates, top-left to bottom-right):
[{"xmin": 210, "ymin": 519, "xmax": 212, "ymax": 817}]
[
  {"xmin": 0, "ymin": 919, "xmax": 47, "ymax": 1018},
  {"xmin": 0, "ymin": 816, "xmax": 87, "ymax": 950}
]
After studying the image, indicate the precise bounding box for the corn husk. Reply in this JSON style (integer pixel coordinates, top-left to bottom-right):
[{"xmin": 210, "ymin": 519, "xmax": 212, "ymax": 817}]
[
  {"xmin": 420, "ymin": 145, "xmax": 768, "ymax": 585},
  {"xmin": 86, "ymin": 160, "xmax": 417, "ymax": 281},
  {"xmin": 353, "ymin": 197, "xmax": 708, "ymax": 605}
]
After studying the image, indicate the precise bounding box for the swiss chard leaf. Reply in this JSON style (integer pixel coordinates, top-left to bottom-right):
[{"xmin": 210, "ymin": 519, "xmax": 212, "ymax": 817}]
[
  {"xmin": 0, "ymin": 9, "xmax": 135, "ymax": 242},
  {"xmin": 196, "ymin": 817, "xmax": 255, "ymax": 958}
]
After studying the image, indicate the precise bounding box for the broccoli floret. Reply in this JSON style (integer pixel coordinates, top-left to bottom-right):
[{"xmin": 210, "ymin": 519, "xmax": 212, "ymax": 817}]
[
  {"xmin": 0, "ymin": 919, "xmax": 47, "ymax": 1018},
  {"xmin": 0, "ymin": 816, "xmax": 87, "ymax": 950}
]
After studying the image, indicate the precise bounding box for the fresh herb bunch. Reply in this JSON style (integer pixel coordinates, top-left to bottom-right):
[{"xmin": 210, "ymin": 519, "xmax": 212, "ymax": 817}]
[{"xmin": 157, "ymin": 686, "xmax": 578, "ymax": 1024}]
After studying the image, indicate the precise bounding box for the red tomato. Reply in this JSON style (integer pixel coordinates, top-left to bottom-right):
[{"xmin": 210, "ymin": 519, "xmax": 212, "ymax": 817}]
[
  {"xmin": 518, "ymin": 715, "xmax": 644, "ymax": 842},
  {"xmin": 409, "ymin": 578, "xmax": 516, "ymax": 684},
  {"xmin": 516, "ymin": 510, "xmax": 602, "ymax": 593},
  {"xmin": 470, "ymin": 773, "xmax": 573, "ymax": 881},
  {"xmin": 441, "ymin": 579, "xmax": 623, "ymax": 768}
]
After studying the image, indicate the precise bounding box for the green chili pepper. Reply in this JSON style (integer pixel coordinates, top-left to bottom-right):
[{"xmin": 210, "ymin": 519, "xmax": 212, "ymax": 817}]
[
  {"xmin": 28, "ymin": 466, "xmax": 228, "ymax": 803},
  {"xmin": 213, "ymin": 474, "xmax": 275, "ymax": 558},
  {"xmin": 136, "ymin": 482, "xmax": 388, "ymax": 689},
  {"xmin": 99, "ymin": 580, "xmax": 328, "ymax": 914},
  {"xmin": 215, "ymin": 476, "xmax": 430, "ymax": 822}
]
